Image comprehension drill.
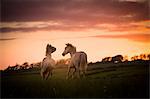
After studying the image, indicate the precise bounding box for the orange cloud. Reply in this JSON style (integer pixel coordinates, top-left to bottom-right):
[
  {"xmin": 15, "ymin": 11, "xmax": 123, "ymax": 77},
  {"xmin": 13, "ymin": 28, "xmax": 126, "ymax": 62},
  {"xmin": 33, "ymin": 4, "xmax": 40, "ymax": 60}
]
[
  {"xmin": 92, "ymin": 33, "xmax": 150, "ymax": 43},
  {"xmin": 0, "ymin": 38, "xmax": 16, "ymax": 41},
  {"xmin": 1, "ymin": 20, "xmax": 149, "ymax": 33}
]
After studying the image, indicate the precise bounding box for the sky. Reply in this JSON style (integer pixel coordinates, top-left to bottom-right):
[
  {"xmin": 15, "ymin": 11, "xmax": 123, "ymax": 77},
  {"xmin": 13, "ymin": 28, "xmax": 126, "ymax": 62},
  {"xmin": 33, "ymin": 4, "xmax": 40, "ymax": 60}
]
[{"xmin": 0, "ymin": 0, "xmax": 150, "ymax": 70}]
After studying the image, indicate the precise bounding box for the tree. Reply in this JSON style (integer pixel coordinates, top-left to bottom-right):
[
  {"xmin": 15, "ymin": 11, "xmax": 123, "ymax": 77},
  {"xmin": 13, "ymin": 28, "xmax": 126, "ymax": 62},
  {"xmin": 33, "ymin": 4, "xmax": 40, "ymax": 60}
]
[
  {"xmin": 56, "ymin": 59, "xmax": 65, "ymax": 65},
  {"xmin": 23, "ymin": 62, "xmax": 29, "ymax": 66},
  {"xmin": 147, "ymin": 54, "xmax": 150, "ymax": 60},
  {"xmin": 111, "ymin": 55, "xmax": 123, "ymax": 63},
  {"xmin": 101, "ymin": 57, "xmax": 112, "ymax": 63},
  {"xmin": 56, "ymin": 59, "xmax": 70, "ymax": 65},
  {"xmin": 131, "ymin": 55, "xmax": 139, "ymax": 61},
  {"xmin": 123, "ymin": 55, "xmax": 128, "ymax": 62},
  {"xmin": 30, "ymin": 63, "xmax": 34, "ymax": 68},
  {"xmin": 139, "ymin": 54, "xmax": 146, "ymax": 60},
  {"xmin": 14, "ymin": 63, "xmax": 20, "ymax": 70},
  {"xmin": 22, "ymin": 62, "xmax": 29, "ymax": 69}
]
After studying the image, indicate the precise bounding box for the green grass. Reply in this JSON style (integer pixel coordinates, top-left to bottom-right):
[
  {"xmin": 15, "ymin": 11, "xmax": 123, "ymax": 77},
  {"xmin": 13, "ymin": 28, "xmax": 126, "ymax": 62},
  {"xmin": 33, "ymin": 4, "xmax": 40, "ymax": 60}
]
[{"xmin": 1, "ymin": 61, "xmax": 149, "ymax": 98}]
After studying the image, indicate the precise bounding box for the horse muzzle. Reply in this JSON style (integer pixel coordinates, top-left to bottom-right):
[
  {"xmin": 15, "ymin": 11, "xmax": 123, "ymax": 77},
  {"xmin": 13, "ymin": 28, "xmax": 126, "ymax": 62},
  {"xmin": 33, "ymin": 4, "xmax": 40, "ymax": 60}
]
[{"xmin": 62, "ymin": 53, "xmax": 65, "ymax": 56}]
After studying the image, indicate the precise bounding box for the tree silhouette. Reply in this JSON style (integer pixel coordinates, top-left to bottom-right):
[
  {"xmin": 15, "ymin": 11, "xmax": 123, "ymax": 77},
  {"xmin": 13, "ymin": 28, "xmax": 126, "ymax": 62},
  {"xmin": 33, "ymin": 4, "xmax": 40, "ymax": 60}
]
[
  {"xmin": 22, "ymin": 62, "xmax": 29, "ymax": 69},
  {"xmin": 111, "ymin": 55, "xmax": 123, "ymax": 63},
  {"xmin": 131, "ymin": 54, "xmax": 150, "ymax": 61},
  {"xmin": 101, "ymin": 57, "xmax": 112, "ymax": 63},
  {"xmin": 56, "ymin": 59, "xmax": 70, "ymax": 66},
  {"xmin": 139, "ymin": 54, "xmax": 146, "ymax": 60},
  {"xmin": 147, "ymin": 54, "xmax": 150, "ymax": 60},
  {"xmin": 123, "ymin": 55, "xmax": 128, "ymax": 62},
  {"xmin": 131, "ymin": 55, "xmax": 139, "ymax": 61}
]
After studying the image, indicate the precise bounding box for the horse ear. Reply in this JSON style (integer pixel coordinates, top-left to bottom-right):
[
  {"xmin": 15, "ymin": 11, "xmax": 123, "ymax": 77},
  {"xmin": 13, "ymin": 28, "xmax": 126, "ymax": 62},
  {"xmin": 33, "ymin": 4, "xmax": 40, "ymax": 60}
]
[
  {"xmin": 46, "ymin": 44, "xmax": 49, "ymax": 47},
  {"xmin": 66, "ymin": 43, "xmax": 71, "ymax": 46}
]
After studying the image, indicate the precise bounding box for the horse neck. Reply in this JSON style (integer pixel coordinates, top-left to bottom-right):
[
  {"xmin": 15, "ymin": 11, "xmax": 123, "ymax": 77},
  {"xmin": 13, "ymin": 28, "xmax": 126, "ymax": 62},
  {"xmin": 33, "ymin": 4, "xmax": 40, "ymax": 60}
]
[
  {"xmin": 69, "ymin": 48, "xmax": 76, "ymax": 57},
  {"xmin": 46, "ymin": 54, "xmax": 52, "ymax": 58}
]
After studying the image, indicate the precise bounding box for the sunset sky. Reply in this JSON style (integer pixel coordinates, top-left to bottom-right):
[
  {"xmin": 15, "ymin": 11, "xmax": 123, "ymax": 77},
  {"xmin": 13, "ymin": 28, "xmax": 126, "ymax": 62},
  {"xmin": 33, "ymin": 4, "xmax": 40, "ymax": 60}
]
[{"xmin": 0, "ymin": 0, "xmax": 150, "ymax": 70}]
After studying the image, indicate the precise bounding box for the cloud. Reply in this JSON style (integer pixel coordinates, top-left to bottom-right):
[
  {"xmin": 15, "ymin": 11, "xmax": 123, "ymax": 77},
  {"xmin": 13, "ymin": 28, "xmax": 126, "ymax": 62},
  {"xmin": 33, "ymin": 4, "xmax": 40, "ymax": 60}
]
[
  {"xmin": 0, "ymin": 20, "xmax": 149, "ymax": 33},
  {"xmin": 1, "ymin": 0, "xmax": 149, "ymax": 33},
  {"xmin": 0, "ymin": 21, "xmax": 65, "ymax": 33},
  {"xmin": 0, "ymin": 38, "xmax": 17, "ymax": 41},
  {"xmin": 0, "ymin": 23, "xmax": 90, "ymax": 33},
  {"xmin": 92, "ymin": 33, "xmax": 150, "ymax": 43},
  {"xmin": 1, "ymin": 0, "xmax": 148, "ymax": 23}
]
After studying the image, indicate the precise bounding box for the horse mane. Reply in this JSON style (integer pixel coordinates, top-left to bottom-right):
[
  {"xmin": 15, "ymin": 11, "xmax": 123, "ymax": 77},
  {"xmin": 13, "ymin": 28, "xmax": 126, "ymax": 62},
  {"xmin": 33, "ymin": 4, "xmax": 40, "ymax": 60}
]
[
  {"xmin": 66, "ymin": 43, "xmax": 76, "ymax": 53},
  {"xmin": 46, "ymin": 44, "xmax": 52, "ymax": 56},
  {"xmin": 66, "ymin": 43, "xmax": 75, "ymax": 48},
  {"xmin": 46, "ymin": 44, "xmax": 49, "ymax": 55}
]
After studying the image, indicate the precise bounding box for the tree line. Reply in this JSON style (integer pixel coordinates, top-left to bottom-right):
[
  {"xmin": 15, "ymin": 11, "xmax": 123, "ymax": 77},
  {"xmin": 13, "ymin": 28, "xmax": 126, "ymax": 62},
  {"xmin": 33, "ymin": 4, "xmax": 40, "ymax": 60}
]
[
  {"xmin": 4, "ymin": 53, "xmax": 150, "ymax": 72},
  {"xmin": 101, "ymin": 53, "xmax": 150, "ymax": 63}
]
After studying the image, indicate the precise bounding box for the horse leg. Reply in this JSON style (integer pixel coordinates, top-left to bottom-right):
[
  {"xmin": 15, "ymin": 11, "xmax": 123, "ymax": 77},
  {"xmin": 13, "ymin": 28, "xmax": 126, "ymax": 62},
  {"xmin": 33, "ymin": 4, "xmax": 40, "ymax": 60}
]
[
  {"xmin": 76, "ymin": 68, "xmax": 80, "ymax": 79},
  {"xmin": 83, "ymin": 64, "xmax": 88, "ymax": 78},
  {"xmin": 82, "ymin": 70, "xmax": 86, "ymax": 78},
  {"xmin": 66, "ymin": 67, "xmax": 71, "ymax": 79},
  {"xmin": 80, "ymin": 69, "xmax": 85, "ymax": 78},
  {"xmin": 71, "ymin": 67, "xmax": 76, "ymax": 79},
  {"xmin": 50, "ymin": 70, "xmax": 53, "ymax": 77},
  {"xmin": 48, "ymin": 70, "xmax": 53, "ymax": 79},
  {"xmin": 80, "ymin": 64, "xmax": 87, "ymax": 78},
  {"xmin": 45, "ymin": 71, "xmax": 50, "ymax": 80},
  {"xmin": 41, "ymin": 70, "xmax": 45, "ymax": 80}
]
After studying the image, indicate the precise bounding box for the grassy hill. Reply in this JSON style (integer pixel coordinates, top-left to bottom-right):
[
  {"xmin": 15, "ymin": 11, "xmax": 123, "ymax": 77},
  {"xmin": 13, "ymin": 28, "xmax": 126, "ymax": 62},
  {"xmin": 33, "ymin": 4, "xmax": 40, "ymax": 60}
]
[{"xmin": 1, "ymin": 60, "xmax": 149, "ymax": 98}]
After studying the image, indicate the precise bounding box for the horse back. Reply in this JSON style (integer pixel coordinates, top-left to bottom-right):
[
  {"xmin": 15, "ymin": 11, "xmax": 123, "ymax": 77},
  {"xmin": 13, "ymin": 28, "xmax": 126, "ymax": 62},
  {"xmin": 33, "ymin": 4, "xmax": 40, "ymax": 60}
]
[{"xmin": 71, "ymin": 51, "xmax": 87, "ymax": 69}]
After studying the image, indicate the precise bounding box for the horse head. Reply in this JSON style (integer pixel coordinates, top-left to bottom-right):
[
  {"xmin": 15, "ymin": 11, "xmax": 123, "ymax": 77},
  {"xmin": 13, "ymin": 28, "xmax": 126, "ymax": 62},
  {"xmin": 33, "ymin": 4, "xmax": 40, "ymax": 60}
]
[
  {"xmin": 62, "ymin": 43, "xmax": 76, "ymax": 56},
  {"xmin": 46, "ymin": 44, "xmax": 56, "ymax": 56}
]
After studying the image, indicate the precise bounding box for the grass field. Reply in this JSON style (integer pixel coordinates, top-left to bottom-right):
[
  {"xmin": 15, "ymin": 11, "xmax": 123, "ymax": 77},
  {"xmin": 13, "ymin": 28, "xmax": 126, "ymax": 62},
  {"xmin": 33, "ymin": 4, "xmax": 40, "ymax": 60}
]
[{"xmin": 1, "ymin": 61, "xmax": 149, "ymax": 98}]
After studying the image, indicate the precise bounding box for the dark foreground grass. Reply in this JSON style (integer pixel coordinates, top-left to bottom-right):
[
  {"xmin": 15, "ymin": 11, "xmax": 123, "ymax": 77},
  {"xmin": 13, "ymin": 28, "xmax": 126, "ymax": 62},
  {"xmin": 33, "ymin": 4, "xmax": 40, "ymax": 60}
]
[{"xmin": 1, "ymin": 61, "xmax": 149, "ymax": 98}]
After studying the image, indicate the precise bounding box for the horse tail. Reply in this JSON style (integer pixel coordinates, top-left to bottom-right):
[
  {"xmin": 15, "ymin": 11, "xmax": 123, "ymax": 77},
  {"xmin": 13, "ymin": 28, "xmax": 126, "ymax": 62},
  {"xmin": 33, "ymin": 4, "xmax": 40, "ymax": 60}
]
[{"xmin": 79, "ymin": 52, "xmax": 87, "ymax": 73}]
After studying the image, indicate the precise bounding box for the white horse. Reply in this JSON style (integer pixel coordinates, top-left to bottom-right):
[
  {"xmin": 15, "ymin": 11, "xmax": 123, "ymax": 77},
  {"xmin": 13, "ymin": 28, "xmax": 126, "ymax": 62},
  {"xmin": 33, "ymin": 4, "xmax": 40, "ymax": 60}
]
[
  {"xmin": 62, "ymin": 43, "xmax": 88, "ymax": 79},
  {"xmin": 41, "ymin": 44, "xmax": 56, "ymax": 80}
]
